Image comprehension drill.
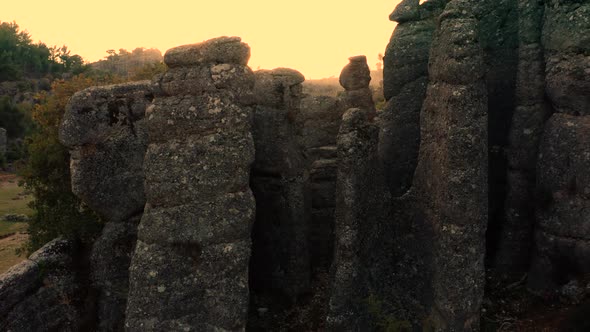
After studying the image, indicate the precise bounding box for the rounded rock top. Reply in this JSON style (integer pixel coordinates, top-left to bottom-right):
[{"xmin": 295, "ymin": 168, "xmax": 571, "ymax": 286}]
[{"xmin": 164, "ymin": 36, "xmax": 251, "ymax": 68}]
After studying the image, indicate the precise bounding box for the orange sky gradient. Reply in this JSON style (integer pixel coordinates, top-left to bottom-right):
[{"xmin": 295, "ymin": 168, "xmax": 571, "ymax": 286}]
[{"xmin": 2, "ymin": 0, "xmax": 401, "ymax": 79}]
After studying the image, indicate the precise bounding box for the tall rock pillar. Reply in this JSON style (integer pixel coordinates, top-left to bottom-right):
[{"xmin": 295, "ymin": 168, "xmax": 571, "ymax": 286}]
[{"xmin": 125, "ymin": 37, "xmax": 256, "ymax": 331}]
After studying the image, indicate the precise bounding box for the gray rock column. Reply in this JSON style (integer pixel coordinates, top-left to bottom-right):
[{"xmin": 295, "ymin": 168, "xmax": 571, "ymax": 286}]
[
  {"xmin": 125, "ymin": 37, "xmax": 256, "ymax": 331},
  {"xmin": 339, "ymin": 55, "xmax": 375, "ymax": 113},
  {"xmin": 249, "ymin": 68, "xmax": 311, "ymax": 302},
  {"xmin": 379, "ymin": 0, "xmax": 444, "ymax": 197},
  {"xmin": 528, "ymin": 0, "xmax": 590, "ymax": 293},
  {"xmin": 296, "ymin": 95, "xmax": 344, "ymax": 270},
  {"xmin": 327, "ymin": 108, "xmax": 383, "ymax": 331},
  {"xmin": 493, "ymin": 0, "xmax": 550, "ymax": 282},
  {"xmin": 411, "ymin": 1, "xmax": 488, "ymax": 329},
  {"xmin": 60, "ymin": 81, "xmax": 153, "ymax": 331}
]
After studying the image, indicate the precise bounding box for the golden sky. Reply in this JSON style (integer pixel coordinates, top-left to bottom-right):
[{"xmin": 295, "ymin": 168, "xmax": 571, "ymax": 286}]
[{"xmin": 3, "ymin": 0, "xmax": 400, "ymax": 79}]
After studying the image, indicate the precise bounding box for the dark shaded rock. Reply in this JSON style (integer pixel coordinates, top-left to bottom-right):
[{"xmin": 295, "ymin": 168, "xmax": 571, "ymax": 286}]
[
  {"xmin": 297, "ymin": 96, "xmax": 343, "ymax": 150},
  {"xmin": 542, "ymin": 0, "xmax": 590, "ymax": 117},
  {"xmin": 380, "ymin": 0, "xmax": 440, "ymax": 196},
  {"xmin": 249, "ymin": 68, "xmax": 311, "ymax": 303},
  {"xmin": 338, "ymin": 56, "xmax": 375, "ymax": 113},
  {"xmin": 339, "ymin": 56, "xmax": 371, "ymax": 91},
  {"xmin": 410, "ymin": 1, "xmax": 488, "ymax": 328},
  {"xmin": 90, "ymin": 221, "xmax": 139, "ymax": 331},
  {"xmin": 126, "ymin": 37, "xmax": 255, "ymax": 331},
  {"xmin": 0, "ymin": 239, "xmax": 85, "ymax": 332},
  {"xmin": 491, "ymin": 0, "xmax": 549, "ymax": 282},
  {"xmin": 528, "ymin": 114, "xmax": 590, "ymax": 292},
  {"xmin": 296, "ymin": 95, "xmax": 344, "ymax": 273},
  {"xmin": 389, "ymin": 0, "xmax": 420, "ymax": 23},
  {"xmin": 327, "ymin": 108, "xmax": 386, "ymax": 330}
]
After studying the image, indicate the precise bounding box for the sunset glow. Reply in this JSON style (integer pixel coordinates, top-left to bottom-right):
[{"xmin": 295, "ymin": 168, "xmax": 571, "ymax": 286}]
[{"xmin": 2, "ymin": 0, "xmax": 401, "ymax": 79}]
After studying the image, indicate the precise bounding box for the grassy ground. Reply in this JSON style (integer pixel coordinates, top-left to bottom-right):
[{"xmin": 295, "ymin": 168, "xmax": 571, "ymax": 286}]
[{"xmin": 0, "ymin": 173, "xmax": 32, "ymax": 274}]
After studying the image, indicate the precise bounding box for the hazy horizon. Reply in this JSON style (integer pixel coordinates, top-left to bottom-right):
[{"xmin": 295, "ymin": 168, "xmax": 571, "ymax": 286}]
[{"xmin": 2, "ymin": 0, "xmax": 400, "ymax": 79}]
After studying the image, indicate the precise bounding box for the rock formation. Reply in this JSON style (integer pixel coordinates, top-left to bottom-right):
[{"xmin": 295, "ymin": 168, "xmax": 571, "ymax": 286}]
[
  {"xmin": 297, "ymin": 95, "xmax": 343, "ymax": 271},
  {"xmin": 60, "ymin": 81, "xmax": 153, "ymax": 331},
  {"xmin": 379, "ymin": 0, "xmax": 444, "ymax": 197},
  {"xmin": 125, "ymin": 37, "xmax": 256, "ymax": 331},
  {"xmin": 528, "ymin": 0, "xmax": 590, "ymax": 292},
  {"xmin": 249, "ymin": 68, "xmax": 311, "ymax": 303},
  {"xmin": 2, "ymin": 2, "xmax": 588, "ymax": 329},
  {"xmin": 412, "ymin": 2, "xmax": 488, "ymax": 328},
  {"xmin": 0, "ymin": 239, "xmax": 87, "ymax": 331},
  {"xmin": 327, "ymin": 107, "xmax": 385, "ymax": 330}
]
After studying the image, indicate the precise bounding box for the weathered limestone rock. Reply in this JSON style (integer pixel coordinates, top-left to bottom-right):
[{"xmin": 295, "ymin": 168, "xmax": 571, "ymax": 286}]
[
  {"xmin": 126, "ymin": 37, "xmax": 255, "ymax": 331},
  {"xmin": 296, "ymin": 95, "xmax": 344, "ymax": 270},
  {"xmin": 542, "ymin": 0, "xmax": 590, "ymax": 116},
  {"xmin": 527, "ymin": 0, "xmax": 590, "ymax": 294},
  {"xmin": 0, "ymin": 239, "xmax": 85, "ymax": 332},
  {"xmin": 61, "ymin": 81, "xmax": 152, "ymax": 223},
  {"xmin": 410, "ymin": 1, "xmax": 488, "ymax": 328},
  {"xmin": 60, "ymin": 81, "xmax": 152, "ymax": 331},
  {"xmin": 528, "ymin": 114, "xmax": 590, "ymax": 291},
  {"xmin": 339, "ymin": 56, "xmax": 375, "ymax": 113},
  {"xmin": 380, "ymin": 0, "xmax": 444, "ymax": 196},
  {"xmin": 492, "ymin": 0, "xmax": 549, "ymax": 281},
  {"xmin": 327, "ymin": 108, "xmax": 384, "ymax": 331},
  {"xmin": 249, "ymin": 68, "xmax": 311, "ymax": 302}
]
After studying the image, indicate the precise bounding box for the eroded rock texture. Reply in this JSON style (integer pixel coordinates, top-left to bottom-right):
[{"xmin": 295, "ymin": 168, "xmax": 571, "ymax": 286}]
[
  {"xmin": 491, "ymin": 0, "xmax": 548, "ymax": 281},
  {"xmin": 380, "ymin": 0, "xmax": 444, "ymax": 197},
  {"xmin": 249, "ymin": 68, "xmax": 311, "ymax": 303},
  {"xmin": 297, "ymin": 95, "xmax": 344, "ymax": 270},
  {"xmin": 528, "ymin": 0, "xmax": 590, "ymax": 292},
  {"xmin": 529, "ymin": 115, "xmax": 590, "ymax": 290},
  {"xmin": 410, "ymin": 1, "xmax": 488, "ymax": 329},
  {"xmin": 60, "ymin": 81, "xmax": 153, "ymax": 331},
  {"xmin": 125, "ymin": 37, "xmax": 256, "ymax": 331},
  {"xmin": 327, "ymin": 107, "xmax": 387, "ymax": 330},
  {"xmin": 0, "ymin": 239, "xmax": 87, "ymax": 332}
]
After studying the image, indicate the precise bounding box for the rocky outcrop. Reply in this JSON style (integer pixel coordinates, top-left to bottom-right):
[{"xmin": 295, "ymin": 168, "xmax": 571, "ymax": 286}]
[
  {"xmin": 249, "ymin": 68, "xmax": 310, "ymax": 302},
  {"xmin": 297, "ymin": 95, "xmax": 343, "ymax": 270},
  {"xmin": 125, "ymin": 37, "xmax": 256, "ymax": 331},
  {"xmin": 491, "ymin": 0, "xmax": 548, "ymax": 282},
  {"xmin": 60, "ymin": 81, "xmax": 153, "ymax": 331},
  {"xmin": 327, "ymin": 107, "xmax": 386, "ymax": 330},
  {"xmin": 528, "ymin": 0, "xmax": 590, "ymax": 293},
  {"xmin": 410, "ymin": 1, "xmax": 488, "ymax": 329},
  {"xmin": 339, "ymin": 56, "xmax": 375, "ymax": 113},
  {"xmin": 0, "ymin": 239, "xmax": 87, "ymax": 332},
  {"xmin": 528, "ymin": 114, "xmax": 590, "ymax": 291},
  {"xmin": 380, "ymin": 0, "xmax": 444, "ymax": 197}
]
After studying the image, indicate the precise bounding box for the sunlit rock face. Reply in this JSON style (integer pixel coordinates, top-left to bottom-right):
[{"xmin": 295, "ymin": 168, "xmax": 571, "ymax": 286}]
[
  {"xmin": 125, "ymin": 36, "xmax": 256, "ymax": 331},
  {"xmin": 249, "ymin": 68, "xmax": 311, "ymax": 303},
  {"xmin": 60, "ymin": 81, "xmax": 153, "ymax": 331}
]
